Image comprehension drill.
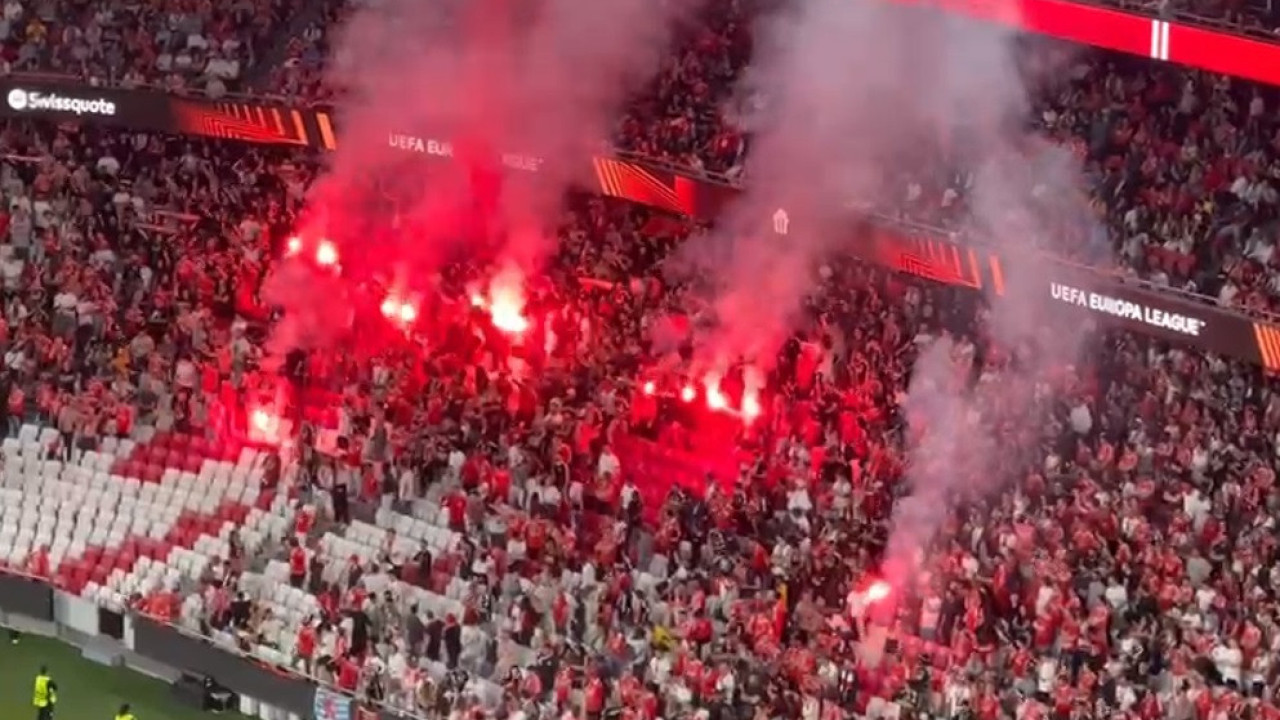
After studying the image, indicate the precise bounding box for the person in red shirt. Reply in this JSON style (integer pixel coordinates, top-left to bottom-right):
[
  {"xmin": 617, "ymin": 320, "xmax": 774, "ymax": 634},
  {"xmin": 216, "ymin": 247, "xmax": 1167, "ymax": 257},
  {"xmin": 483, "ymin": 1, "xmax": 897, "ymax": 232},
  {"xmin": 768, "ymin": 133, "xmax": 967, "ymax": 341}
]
[
  {"xmin": 491, "ymin": 466, "xmax": 511, "ymax": 504},
  {"xmin": 583, "ymin": 671, "xmax": 605, "ymax": 719},
  {"xmin": 294, "ymin": 502, "xmax": 315, "ymax": 544},
  {"xmin": 337, "ymin": 653, "xmax": 360, "ymax": 691},
  {"xmin": 553, "ymin": 665, "xmax": 574, "ymax": 710},
  {"xmin": 521, "ymin": 668, "xmax": 543, "ymax": 700},
  {"xmin": 7, "ymin": 385, "xmax": 23, "ymax": 436},
  {"xmin": 288, "ymin": 540, "xmax": 307, "ymax": 589},
  {"xmin": 295, "ymin": 621, "xmax": 317, "ymax": 675},
  {"xmin": 444, "ymin": 491, "xmax": 467, "ymax": 532}
]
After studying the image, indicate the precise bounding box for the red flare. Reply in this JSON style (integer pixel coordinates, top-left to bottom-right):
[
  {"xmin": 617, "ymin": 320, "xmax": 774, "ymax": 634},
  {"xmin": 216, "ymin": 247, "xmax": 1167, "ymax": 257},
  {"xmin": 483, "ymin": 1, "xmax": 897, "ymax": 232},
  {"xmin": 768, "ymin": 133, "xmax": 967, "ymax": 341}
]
[{"xmin": 315, "ymin": 240, "xmax": 339, "ymax": 267}]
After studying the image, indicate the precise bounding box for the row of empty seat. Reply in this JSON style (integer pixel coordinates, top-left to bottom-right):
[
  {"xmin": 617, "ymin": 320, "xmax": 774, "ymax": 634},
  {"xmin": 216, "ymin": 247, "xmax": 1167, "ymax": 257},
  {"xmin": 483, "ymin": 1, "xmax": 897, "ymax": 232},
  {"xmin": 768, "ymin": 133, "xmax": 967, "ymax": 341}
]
[{"xmin": 0, "ymin": 424, "xmax": 278, "ymax": 611}]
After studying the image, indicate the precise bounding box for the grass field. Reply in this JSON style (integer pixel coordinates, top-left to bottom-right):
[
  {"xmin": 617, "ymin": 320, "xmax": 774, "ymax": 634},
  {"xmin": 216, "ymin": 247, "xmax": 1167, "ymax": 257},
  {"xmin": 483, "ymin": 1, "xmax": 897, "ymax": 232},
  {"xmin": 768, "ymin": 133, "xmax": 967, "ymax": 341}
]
[{"xmin": 0, "ymin": 634, "xmax": 240, "ymax": 720}]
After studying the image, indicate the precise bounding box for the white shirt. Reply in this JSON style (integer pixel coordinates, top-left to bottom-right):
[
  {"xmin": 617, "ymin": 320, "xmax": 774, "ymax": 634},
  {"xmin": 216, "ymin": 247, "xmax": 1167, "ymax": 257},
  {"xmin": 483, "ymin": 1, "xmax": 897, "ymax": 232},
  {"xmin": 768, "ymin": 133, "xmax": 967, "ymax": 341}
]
[
  {"xmin": 647, "ymin": 654, "xmax": 672, "ymax": 685},
  {"xmin": 1037, "ymin": 659, "xmax": 1057, "ymax": 693},
  {"xmin": 597, "ymin": 450, "xmax": 619, "ymax": 478},
  {"xmin": 1069, "ymin": 403, "xmax": 1093, "ymax": 434},
  {"xmin": 1, "ymin": 257, "xmax": 21, "ymax": 289},
  {"xmin": 1211, "ymin": 644, "xmax": 1242, "ymax": 685},
  {"xmin": 920, "ymin": 597, "xmax": 941, "ymax": 631},
  {"xmin": 1103, "ymin": 583, "xmax": 1128, "ymax": 610},
  {"xmin": 787, "ymin": 488, "xmax": 812, "ymax": 513}
]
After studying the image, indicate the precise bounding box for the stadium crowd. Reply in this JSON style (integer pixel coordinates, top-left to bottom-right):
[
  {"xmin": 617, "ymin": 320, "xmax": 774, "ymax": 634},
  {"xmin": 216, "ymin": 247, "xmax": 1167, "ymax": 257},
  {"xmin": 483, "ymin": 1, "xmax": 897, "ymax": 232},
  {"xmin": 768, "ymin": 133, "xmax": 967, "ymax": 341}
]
[
  {"xmin": 4, "ymin": 1, "xmax": 1280, "ymax": 720},
  {"xmin": 3, "ymin": 0, "xmax": 1280, "ymax": 307},
  {"xmin": 0, "ymin": 0, "xmax": 296, "ymax": 95},
  {"xmin": 1, "ymin": 108, "xmax": 1280, "ymax": 720},
  {"xmin": 250, "ymin": 0, "xmax": 1280, "ymax": 315}
]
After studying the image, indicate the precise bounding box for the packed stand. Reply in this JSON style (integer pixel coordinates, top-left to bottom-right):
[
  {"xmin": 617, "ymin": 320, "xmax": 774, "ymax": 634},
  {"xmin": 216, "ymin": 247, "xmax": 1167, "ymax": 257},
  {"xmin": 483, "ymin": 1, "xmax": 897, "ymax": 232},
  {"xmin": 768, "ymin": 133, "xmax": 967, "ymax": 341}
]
[
  {"xmin": 884, "ymin": 52, "xmax": 1280, "ymax": 317},
  {"xmin": 237, "ymin": 0, "xmax": 1280, "ymax": 318},
  {"xmin": 0, "ymin": 0, "xmax": 298, "ymax": 96},
  {"xmin": 118, "ymin": 185, "xmax": 1280, "ymax": 720},
  {"xmin": 253, "ymin": 0, "xmax": 1280, "ymax": 320},
  {"xmin": 2, "ymin": 109, "xmax": 1280, "ymax": 720},
  {"xmin": 0, "ymin": 118, "xmax": 319, "ymax": 451},
  {"xmin": 3, "ymin": 31, "xmax": 1280, "ymax": 720},
  {"xmin": 611, "ymin": 0, "xmax": 754, "ymax": 178},
  {"xmin": 260, "ymin": 0, "xmax": 347, "ymax": 106},
  {"xmin": 254, "ymin": 0, "xmax": 754, "ymax": 176}
]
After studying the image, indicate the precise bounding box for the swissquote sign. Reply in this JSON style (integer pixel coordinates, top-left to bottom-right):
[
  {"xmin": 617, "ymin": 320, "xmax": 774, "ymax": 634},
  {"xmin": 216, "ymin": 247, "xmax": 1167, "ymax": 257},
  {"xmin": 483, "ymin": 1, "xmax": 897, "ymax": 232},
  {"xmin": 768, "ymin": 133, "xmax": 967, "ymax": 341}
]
[{"xmin": 6, "ymin": 88, "xmax": 117, "ymax": 117}]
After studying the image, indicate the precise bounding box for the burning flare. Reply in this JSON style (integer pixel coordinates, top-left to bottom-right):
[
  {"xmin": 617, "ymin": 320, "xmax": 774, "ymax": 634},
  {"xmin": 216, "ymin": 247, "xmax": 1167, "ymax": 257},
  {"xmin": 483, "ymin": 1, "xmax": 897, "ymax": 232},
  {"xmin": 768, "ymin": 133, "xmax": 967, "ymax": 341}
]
[{"xmin": 471, "ymin": 264, "xmax": 531, "ymax": 335}]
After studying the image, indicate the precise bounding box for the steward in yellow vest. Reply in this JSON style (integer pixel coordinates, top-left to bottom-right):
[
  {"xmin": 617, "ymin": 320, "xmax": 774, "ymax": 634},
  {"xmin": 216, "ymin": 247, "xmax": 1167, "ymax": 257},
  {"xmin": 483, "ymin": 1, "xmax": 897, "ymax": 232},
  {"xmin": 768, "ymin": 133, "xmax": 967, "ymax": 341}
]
[{"xmin": 32, "ymin": 665, "xmax": 57, "ymax": 720}]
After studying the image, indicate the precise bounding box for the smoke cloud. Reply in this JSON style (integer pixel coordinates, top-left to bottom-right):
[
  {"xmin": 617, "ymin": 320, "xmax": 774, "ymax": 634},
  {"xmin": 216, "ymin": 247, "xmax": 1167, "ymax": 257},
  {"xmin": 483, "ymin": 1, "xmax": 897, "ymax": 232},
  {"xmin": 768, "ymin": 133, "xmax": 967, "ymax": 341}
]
[
  {"xmin": 268, "ymin": 0, "xmax": 705, "ymax": 354},
  {"xmin": 317, "ymin": 0, "xmax": 702, "ymax": 265},
  {"xmin": 679, "ymin": 0, "xmax": 1103, "ymax": 580}
]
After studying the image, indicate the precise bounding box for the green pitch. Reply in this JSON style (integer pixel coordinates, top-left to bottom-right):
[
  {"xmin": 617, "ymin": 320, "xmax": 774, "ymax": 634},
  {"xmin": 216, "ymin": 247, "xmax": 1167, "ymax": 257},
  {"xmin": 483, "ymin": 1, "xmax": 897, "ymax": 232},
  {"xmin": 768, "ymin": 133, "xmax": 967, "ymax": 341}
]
[{"xmin": 0, "ymin": 634, "xmax": 245, "ymax": 720}]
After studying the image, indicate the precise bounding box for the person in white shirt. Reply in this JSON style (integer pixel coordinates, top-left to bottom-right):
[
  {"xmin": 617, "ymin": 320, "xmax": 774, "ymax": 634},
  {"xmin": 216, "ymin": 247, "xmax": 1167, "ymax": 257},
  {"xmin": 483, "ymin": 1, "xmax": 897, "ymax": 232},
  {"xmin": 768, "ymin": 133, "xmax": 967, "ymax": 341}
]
[
  {"xmin": 787, "ymin": 485, "xmax": 813, "ymax": 515},
  {"xmin": 1211, "ymin": 638, "xmax": 1243, "ymax": 688},
  {"xmin": 1037, "ymin": 658, "xmax": 1057, "ymax": 694},
  {"xmin": 597, "ymin": 444, "xmax": 620, "ymax": 478},
  {"xmin": 944, "ymin": 679, "xmax": 971, "ymax": 718},
  {"xmin": 646, "ymin": 652, "xmax": 671, "ymax": 686},
  {"xmin": 391, "ymin": 462, "xmax": 415, "ymax": 503},
  {"xmin": 446, "ymin": 448, "xmax": 466, "ymax": 483},
  {"xmin": 0, "ymin": 251, "xmax": 22, "ymax": 291},
  {"xmin": 919, "ymin": 596, "xmax": 941, "ymax": 640},
  {"xmin": 1104, "ymin": 581, "xmax": 1128, "ymax": 611},
  {"xmin": 506, "ymin": 534, "xmax": 527, "ymax": 563}
]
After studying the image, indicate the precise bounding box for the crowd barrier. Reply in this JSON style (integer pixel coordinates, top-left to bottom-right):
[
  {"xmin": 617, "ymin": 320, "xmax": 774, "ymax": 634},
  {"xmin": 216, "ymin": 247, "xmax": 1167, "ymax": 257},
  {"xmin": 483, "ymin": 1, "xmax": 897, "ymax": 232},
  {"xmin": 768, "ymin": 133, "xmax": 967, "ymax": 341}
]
[
  {"xmin": 0, "ymin": 570, "xmax": 401, "ymax": 720},
  {"xmin": 1, "ymin": 77, "xmax": 1278, "ymax": 370}
]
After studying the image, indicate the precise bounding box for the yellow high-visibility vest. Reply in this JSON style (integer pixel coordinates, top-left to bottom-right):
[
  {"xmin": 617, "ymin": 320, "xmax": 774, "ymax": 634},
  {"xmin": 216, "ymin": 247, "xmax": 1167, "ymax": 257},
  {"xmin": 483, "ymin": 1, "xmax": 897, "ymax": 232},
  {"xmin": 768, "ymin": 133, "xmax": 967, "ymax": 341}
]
[{"xmin": 32, "ymin": 675, "xmax": 52, "ymax": 707}]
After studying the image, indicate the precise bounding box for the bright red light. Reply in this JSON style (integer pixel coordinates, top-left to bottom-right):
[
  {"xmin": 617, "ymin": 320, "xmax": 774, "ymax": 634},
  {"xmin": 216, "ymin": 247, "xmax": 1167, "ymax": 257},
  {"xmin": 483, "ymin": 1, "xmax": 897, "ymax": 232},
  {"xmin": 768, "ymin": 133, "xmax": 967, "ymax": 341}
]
[
  {"xmin": 706, "ymin": 387, "xmax": 727, "ymax": 411},
  {"xmin": 380, "ymin": 298, "xmax": 398, "ymax": 318},
  {"xmin": 642, "ymin": 381, "xmax": 656, "ymax": 396},
  {"xmin": 742, "ymin": 393, "xmax": 761, "ymax": 421},
  {"xmin": 491, "ymin": 306, "xmax": 530, "ymax": 334},
  {"xmin": 286, "ymin": 236, "xmax": 303, "ymax": 256},
  {"xmin": 488, "ymin": 271, "xmax": 530, "ymax": 334},
  {"xmin": 866, "ymin": 580, "xmax": 891, "ymax": 603},
  {"xmin": 470, "ymin": 294, "xmax": 485, "ymax": 308},
  {"xmin": 315, "ymin": 240, "xmax": 338, "ymax": 267},
  {"xmin": 398, "ymin": 303, "xmax": 417, "ymax": 323},
  {"xmin": 248, "ymin": 407, "xmax": 285, "ymax": 446},
  {"xmin": 680, "ymin": 386, "xmax": 696, "ymax": 403}
]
